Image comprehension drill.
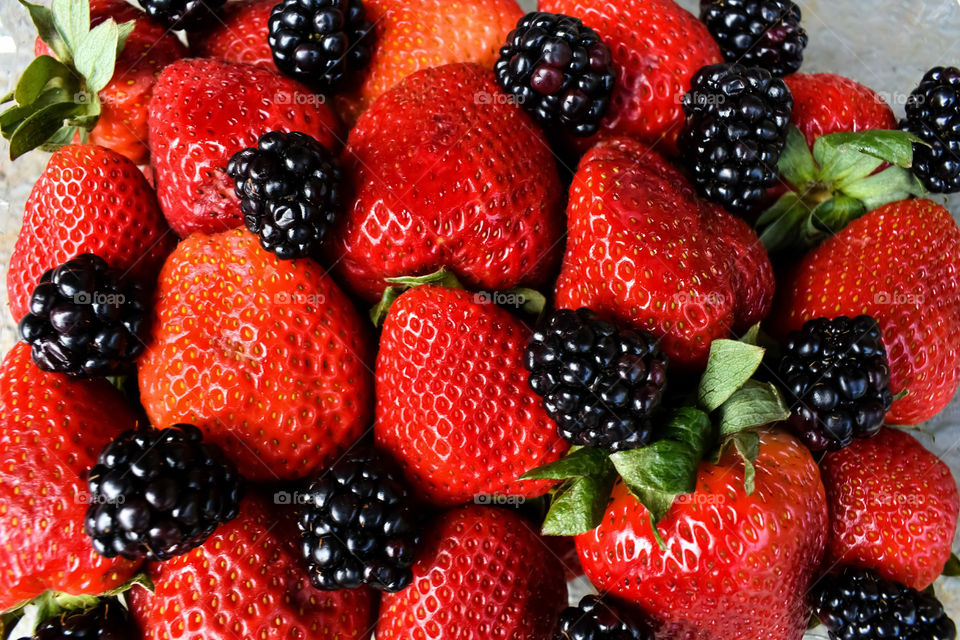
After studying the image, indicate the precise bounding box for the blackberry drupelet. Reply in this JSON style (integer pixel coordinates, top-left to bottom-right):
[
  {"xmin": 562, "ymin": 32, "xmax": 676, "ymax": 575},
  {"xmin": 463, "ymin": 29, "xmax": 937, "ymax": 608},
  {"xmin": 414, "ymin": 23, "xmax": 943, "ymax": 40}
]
[
  {"xmin": 813, "ymin": 566, "xmax": 957, "ymax": 640},
  {"xmin": 495, "ymin": 12, "xmax": 616, "ymax": 137},
  {"xmin": 699, "ymin": 0, "xmax": 808, "ymax": 77},
  {"xmin": 33, "ymin": 598, "xmax": 137, "ymax": 640},
  {"xmin": 84, "ymin": 424, "xmax": 242, "ymax": 561},
  {"xmin": 17, "ymin": 254, "xmax": 146, "ymax": 378},
  {"xmin": 678, "ymin": 62, "xmax": 793, "ymax": 214},
  {"xmin": 554, "ymin": 595, "xmax": 652, "ymax": 640},
  {"xmin": 779, "ymin": 315, "xmax": 893, "ymax": 451},
  {"xmin": 268, "ymin": 0, "xmax": 373, "ymax": 90},
  {"xmin": 901, "ymin": 66, "xmax": 960, "ymax": 194},
  {"xmin": 227, "ymin": 131, "xmax": 344, "ymax": 260},
  {"xmin": 298, "ymin": 450, "xmax": 420, "ymax": 592},
  {"xmin": 524, "ymin": 308, "xmax": 668, "ymax": 452},
  {"xmin": 136, "ymin": 0, "xmax": 224, "ymax": 30}
]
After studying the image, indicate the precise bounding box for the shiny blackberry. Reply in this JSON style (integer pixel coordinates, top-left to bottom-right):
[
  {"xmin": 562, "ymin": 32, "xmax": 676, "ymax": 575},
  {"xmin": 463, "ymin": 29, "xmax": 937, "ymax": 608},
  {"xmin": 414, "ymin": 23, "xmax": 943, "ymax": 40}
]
[
  {"xmin": 18, "ymin": 254, "xmax": 146, "ymax": 378},
  {"xmin": 700, "ymin": 0, "xmax": 808, "ymax": 77},
  {"xmin": 33, "ymin": 598, "xmax": 137, "ymax": 640},
  {"xmin": 495, "ymin": 12, "xmax": 616, "ymax": 137},
  {"xmin": 901, "ymin": 66, "xmax": 960, "ymax": 194},
  {"xmin": 524, "ymin": 308, "xmax": 668, "ymax": 452},
  {"xmin": 136, "ymin": 0, "xmax": 224, "ymax": 30},
  {"xmin": 298, "ymin": 450, "xmax": 421, "ymax": 592},
  {"xmin": 678, "ymin": 62, "xmax": 793, "ymax": 214},
  {"xmin": 227, "ymin": 131, "xmax": 344, "ymax": 260},
  {"xmin": 554, "ymin": 595, "xmax": 652, "ymax": 640},
  {"xmin": 84, "ymin": 424, "xmax": 242, "ymax": 561},
  {"xmin": 813, "ymin": 566, "xmax": 956, "ymax": 640},
  {"xmin": 779, "ymin": 315, "xmax": 893, "ymax": 451},
  {"xmin": 268, "ymin": 0, "xmax": 373, "ymax": 90}
]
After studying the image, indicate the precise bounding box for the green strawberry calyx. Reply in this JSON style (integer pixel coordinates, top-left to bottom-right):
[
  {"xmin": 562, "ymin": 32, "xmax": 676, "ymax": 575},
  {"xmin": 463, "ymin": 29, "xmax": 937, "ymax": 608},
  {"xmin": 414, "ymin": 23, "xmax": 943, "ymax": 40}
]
[
  {"xmin": 756, "ymin": 127, "xmax": 928, "ymax": 253},
  {"xmin": 0, "ymin": 0, "xmax": 135, "ymax": 160}
]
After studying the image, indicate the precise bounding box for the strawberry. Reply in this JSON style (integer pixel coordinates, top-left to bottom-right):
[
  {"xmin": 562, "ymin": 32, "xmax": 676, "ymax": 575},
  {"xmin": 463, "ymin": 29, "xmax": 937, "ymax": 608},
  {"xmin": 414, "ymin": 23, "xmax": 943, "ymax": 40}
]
[
  {"xmin": 375, "ymin": 284, "xmax": 568, "ymax": 506},
  {"xmin": 554, "ymin": 137, "xmax": 775, "ymax": 369},
  {"xmin": 576, "ymin": 429, "xmax": 827, "ymax": 640},
  {"xmin": 191, "ymin": 0, "xmax": 274, "ymax": 67},
  {"xmin": 129, "ymin": 494, "xmax": 376, "ymax": 640},
  {"xmin": 784, "ymin": 72, "xmax": 898, "ymax": 147},
  {"xmin": 328, "ymin": 62, "xmax": 564, "ymax": 303},
  {"xmin": 376, "ymin": 505, "xmax": 566, "ymax": 640},
  {"xmin": 147, "ymin": 58, "xmax": 342, "ymax": 238},
  {"xmin": 0, "ymin": 343, "xmax": 141, "ymax": 612},
  {"xmin": 6, "ymin": 144, "xmax": 176, "ymax": 322},
  {"xmin": 137, "ymin": 228, "xmax": 373, "ymax": 481},
  {"xmin": 772, "ymin": 199, "xmax": 960, "ymax": 424},
  {"xmin": 538, "ymin": 0, "xmax": 722, "ymax": 154},
  {"xmin": 820, "ymin": 427, "xmax": 959, "ymax": 590}
]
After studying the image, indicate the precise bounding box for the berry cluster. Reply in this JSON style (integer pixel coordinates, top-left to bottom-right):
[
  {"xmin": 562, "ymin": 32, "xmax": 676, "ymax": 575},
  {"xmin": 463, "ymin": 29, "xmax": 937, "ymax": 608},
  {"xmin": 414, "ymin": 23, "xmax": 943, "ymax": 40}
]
[
  {"xmin": 700, "ymin": 0, "xmax": 808, "ymax": 77},
  {"xmin": 137, "ymin": 0, "xmax": 224, "ymax": 30},
  {"xmin": 901, "ymin": 66, "xmax": 960, "ymax": 193},
  {"xmin": 33, "ymin": 599, "xmax": 137, "ymax": 640},
  {"xmin": 554, "ymin": 595, "xmax": 652, "ymax": 640}
]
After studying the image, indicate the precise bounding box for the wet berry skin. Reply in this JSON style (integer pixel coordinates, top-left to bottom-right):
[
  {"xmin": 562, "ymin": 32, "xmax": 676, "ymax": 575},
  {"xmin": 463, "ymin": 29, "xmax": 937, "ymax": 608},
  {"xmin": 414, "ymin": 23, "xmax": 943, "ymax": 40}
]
[
  {"xmin": 136, "ymin": 0, "xmax": 224, "ymax": 30},
  {"xmin": 33, "ymin": 598, "xmax": 137, "ymax": 640},
  {"xmin": 553, "ymin": 595, "xmax": 652, "ymax": 640},
  {"xmin": 700, "ymin": 0, "xmax": 808, "ymax": 77},
  {"xmin": 901, "ymin": 66, "xmax": 960, "ymax": 194}
]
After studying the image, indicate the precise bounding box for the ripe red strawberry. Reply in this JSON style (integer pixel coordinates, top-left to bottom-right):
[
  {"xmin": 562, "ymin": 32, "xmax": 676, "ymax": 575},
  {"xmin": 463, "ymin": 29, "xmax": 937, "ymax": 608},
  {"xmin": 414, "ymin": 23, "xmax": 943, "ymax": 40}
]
[
  {"xmin": 554, "ymin": 137, "xmax": 775, "ymax": 369},
  {"xmin": 375, "ymin": 285, "xmax": 568, "ymax": 506},
  {"xmin": 147, "ymin": 58, "xmax": 342, "ymax": 238},
  {"xmin": 539, "ymin": 0, "xmax": 722, "ymax": 154},
  {"xmin": 129, "ymin": 494, "xmax": 376, "ymax": 640},
  {"xmin": 820, "ymin": 427, "xmax": 959, "ymax": 590},
  {"xmin": 0, "ymin": 343, "xmax": 141, "ymax": 612},
  {"xmin": 773, "ymin": 199, "xmax": 960, "ymax": 424},
  {"xmin": 329, "ymin": 62, "xmax": 564, "ymax": 303},
  {"xmin": 138, "ymin": 228, "xmax": 373, "ymax": 481},
  {"xmin": 376, "ymin": 506, "xmax": 566, "ymax": 640},
  {"xmin": 6, "ymin": 144, "xmax": 176, "ymax": 322},
  {"xmin": 576, "ymin": 429, "xmax": 827, "ymax": 640},
  {"xmin": 784, "ymin": 72, "xmax": 898, "ymax": 147},
  {"xmin": 191, "ymin": 0, "xmax": 274, "ymax": 67}
]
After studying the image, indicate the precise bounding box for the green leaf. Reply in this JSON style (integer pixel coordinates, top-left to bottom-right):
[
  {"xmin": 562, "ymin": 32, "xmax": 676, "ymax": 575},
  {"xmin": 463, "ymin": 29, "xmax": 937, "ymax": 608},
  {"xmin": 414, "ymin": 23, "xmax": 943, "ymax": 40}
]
[
  {"xmin": 658, "ymin": 406, "xmax": 713, "ymax": 458},
  {"xmin": 7, "ymin": 99, "xmax": 86, "ymax": 158},
  {"xmin": 521, "ymin": 447, "xmax": 612, "ymax": 480},
  {"xmin": 756, "ymin": 193, "xmax": 810, "ymax": 253},
  {"xmin": 509, "ymin": 287, "xmax": 547, "ymax": 316},
  {"xmin": 19, "ymin": 0, "xmax": 71, "ymax": 63},
  {"xmin": 39, "ymin": 124, "xmax": 79, "ymax": 150},
  {"xmin": 611, "ymin": 440, "xmax": 701, "ymax": 495},
  {"xmin": 814, "ymin": 141, "xmax": 883, "ymax": 186},
  {"xmin": 540, "ymin": 474, "xmax": 616, "ymax": 536},
  {"xmin": 732, "ymin": 431, "xmax": 759, "ymax": 495},
  {"xmin": 717, "ymin": 380, "xmax": 791, "ymax": 437},
  {"xmin": 738, "ymin": 324, "xmax": 760, "ymax": 346},
  {"xmin": 51, "ymin": 0, "xmax": 90, "ymax": 55},
  {"xmin": 840, "ymin": 165, "xmax": 927, "ymax": 211},
  {"xmin": 698, "ymin": 339, "xmax": 766, "ymax": 411},
  {"xmin": 0, "ymin": 86, "xmax": 73, "ymax": 134},
  {"xmin": 777, "ymin": 126, "xmax": 819, "ymax": 186},
  {"xmin": 369, "ymin": 269, "xmax": 463, "ymax": 326},
  {"xmin": 815, "ymin": 129, "xmax": 922, "ymax": 169},
  {"xmin": 808, "ymin": 195, "xmax": 866, "ymax": 235},
  {"xmin": 942, "ymin": 552, "xmax": 960, "ymax": 577},
  {"xmin": 115, "ymin": 19, "xmax": 135, "ymax": 56},
  {"xmin": 74, "ymin": 20, "xmax": 119, "ymax": 94},
  {"xmin": 13, "ymin": 55, "xmax": 74, "ymax": 106}
]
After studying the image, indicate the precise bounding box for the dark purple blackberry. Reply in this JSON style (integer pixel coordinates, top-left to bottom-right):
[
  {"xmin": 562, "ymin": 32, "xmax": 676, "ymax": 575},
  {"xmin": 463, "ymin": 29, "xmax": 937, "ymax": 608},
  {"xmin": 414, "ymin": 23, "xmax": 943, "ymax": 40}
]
[
  {"xmin": 699, "ymin": 0, "xmax": 808, "ymax": 77},
  {"xmin": 268, "ymin": 0, "xmax": 373, "ymax": 90},
  {"xmin": 17, "ymin": 254, "xmax": 146, "ymax": 378},
  {"xmin": 813, "ymin": 566, "xmax": 956, "ymax": 640},
  {"xmin": 227, "ymin": 131, "xmax": 344, "ymax": 260},
  {"xmin": 524, "ymin": 308, "xmax": 668, "ymax": 453},
  {"xmin": 297, "ymin": 450, "xmax": 420, "ymax": 592},
  {"xmin": 678, "ymin": 62, "xmax": 793, "ymax": 214},
  {"xmin": 779, "ymin": 315, "xmax": 893, "ymax": 451},
  {"xmin": 494, "ymin": 12, "xmax": 616, "ymax": 137},
  {"xmin": 554, "ymin": 595, "xmax": 652, "ymax": 640},
  {"xmin": 84, "ymin": 424, "xmax": 242, "ymax": 562},
  {"xmin": 136, "ymin": 0, "xmax": 224, "ymax": 30},
  {"xmin": 901, "ymin": 66, "xmax": 960, "ymax": 194},
  {"xmin": 33, "ymin": 598, "xmax": 137, "ymax": 640}
]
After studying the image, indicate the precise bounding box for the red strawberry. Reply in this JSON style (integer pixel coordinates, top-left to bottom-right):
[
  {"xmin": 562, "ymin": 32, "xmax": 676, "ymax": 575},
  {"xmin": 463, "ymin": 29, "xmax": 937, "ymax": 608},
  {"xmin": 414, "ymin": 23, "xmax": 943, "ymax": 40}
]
[
  {"xmin": 576, "ymin": 429, "xmax": 827, "ymax": 640},
  {"xmin": 329, "ymin": 62, "xmax": 565, "ymax": 303},
  {"xmin": 773, "ymin": 199, "xmax": 960, "ymax": 424},
  {"xmin": 820, "ymin": 427, "xmax": 959, "ymax": 590},
  {"xmin": 375, "ymin": 285, "xmax": 568, "ymax": 506},
  {"xmin": 376, "ymin": 505, "xmax": 566, "ymax": 640},
  {"xmin": 191, "ymin": 0, "xmax": 274, "ymax": 67},
  {"xmin": 138, "ymin": 228, "xmax": 373, "ymax": 481},
  {"xmin": 538, "ymin": 0, "xmax": 722, "ymax": 154},
  {"xmin": 554, "ymin": 137, "xmax": 775, "ymax": 369},
  {"xmin": 784, "ymin": 72, "xmax": 898, "ymax": 147},
  {"xmin": 129, "ymin": 494, "xmax": 376, "ymax": 640},
  {"xmin": 6, "ymin": 144, "xmax": 176, "ymax": 322},
  {"xmin": 147, "ymin": 58, "xmax": 342, "ymax": 237},
  {"xmin": 0, "ymin": 343, "xmax": 141, "ymax": 611}
]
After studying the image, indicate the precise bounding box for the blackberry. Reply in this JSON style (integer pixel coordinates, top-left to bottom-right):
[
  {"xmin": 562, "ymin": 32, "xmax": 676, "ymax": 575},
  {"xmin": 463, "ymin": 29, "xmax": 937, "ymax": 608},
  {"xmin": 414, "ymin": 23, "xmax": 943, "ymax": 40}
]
[
  {"xmin": 84, "ymin": 424, "xmax": 242, "ymax": 561},
  {"xmin": 778, "ymin": 315, "xmax": 893, "ymax": 451},
  {"xmin": 495, "ymin": 12, "xmax": 616, "ymax": 137},
  {"xmin": 901, "ymin": 66, "xmax": 960, "ymax": 194},
  {"xmin": 136, "ymin": 0, "xmax": 224, "ymax": 30},
  {"xmin": 268, "ymin": 0, "xmax": 373, "ymax": 90},
  {"xmin": 17, "ymin": 254, "xmax": 146, "ymax": 378},
  {"xmin": 227, "ymin": 131, "xmax": 344, "ymax": 260},
  {"xmin": 554, "ymin": 595, "xmax": 652, "ymax": 640},
  {"xmin": 700, "ymin": 0, "xmax": 808, "ymax": 77},
  {"xmin": 33, "ymin": 598, "xmax": 137, "ymax": 640},
  {"xmin": 524, "ymin": 308, "xmax": 668, "ymax": 453},
  {"xmin": 678, "ymin": 62, "xmax": 793, "ymax": 214},
  {"xmin": 813, "ymin": 566, "xmax": 957, "ymax": 640},
  {"xmin": 298, "ymin": 450, "xmax": 420, "ymax": 592}
]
